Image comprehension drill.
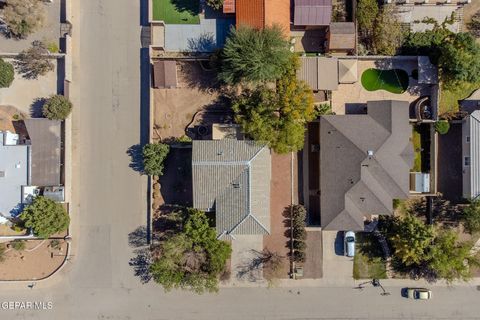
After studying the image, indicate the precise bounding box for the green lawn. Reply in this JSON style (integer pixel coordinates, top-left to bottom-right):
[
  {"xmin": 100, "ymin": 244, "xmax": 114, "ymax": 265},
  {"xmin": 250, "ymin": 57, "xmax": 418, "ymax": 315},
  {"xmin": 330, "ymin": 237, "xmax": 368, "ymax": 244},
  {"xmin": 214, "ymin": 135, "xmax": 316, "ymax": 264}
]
[
  {"xmin": 353, "ymin": 233, "xmax": 387, "ymax": 280},
  {"xmin": 411, "ymin": 127, "xmax": 422, "ymax": 172},
  {"xmin": 361, "ymin": 68, "xmax": 409, "ymax": 94},
  {"xmin": 411, "ymin": 124, "xmax": 431, "ymax": 173},
  {"xmin": 152, "ymin": 0, "xmax": 200, "ymax": 24},
  {"xmin": 439, "ymin": 81, "xmax": 480, "ymax": 115}
]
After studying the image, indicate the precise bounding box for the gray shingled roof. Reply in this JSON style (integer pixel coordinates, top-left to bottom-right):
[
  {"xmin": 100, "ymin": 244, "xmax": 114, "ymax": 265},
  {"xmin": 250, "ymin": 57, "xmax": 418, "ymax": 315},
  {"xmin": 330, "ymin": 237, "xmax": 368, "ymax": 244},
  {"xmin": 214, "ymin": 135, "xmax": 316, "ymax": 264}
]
[
  {"xmin": 24, "ymin": 119, "xmax": 61, "ymax": 187},
  {"xmin": 192, "ymin": 140, "xmax": 271, "ymax": 238},
  {"xmin": 320, "ymin": 100, "xmax": 414, "ymax": 231}
]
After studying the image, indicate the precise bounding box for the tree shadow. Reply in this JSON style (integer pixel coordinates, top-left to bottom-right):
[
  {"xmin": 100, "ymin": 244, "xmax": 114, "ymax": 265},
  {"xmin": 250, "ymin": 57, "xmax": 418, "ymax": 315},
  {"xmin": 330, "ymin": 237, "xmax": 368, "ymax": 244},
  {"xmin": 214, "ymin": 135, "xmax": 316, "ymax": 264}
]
[
  {"xmin": 128, "ymin": 226, "xmax": 152, "ymax": 284},
  {"xmin": 187, "ymin": 33, "xmax": 216, "ymax": 53},
  {"xmin": 30, "ymin": 97, "xmax": 47, "ymax": 118},
  {"xmin": 178, "ymin": 60, "xmax": 220, "ymax": 92},
  {"xmin": 171, "ymin": 0, "xmax": 200, "ymax": 16},
  {"xmin": 126, "ymin": 144, "xmax": 144, "ymax": 174}
]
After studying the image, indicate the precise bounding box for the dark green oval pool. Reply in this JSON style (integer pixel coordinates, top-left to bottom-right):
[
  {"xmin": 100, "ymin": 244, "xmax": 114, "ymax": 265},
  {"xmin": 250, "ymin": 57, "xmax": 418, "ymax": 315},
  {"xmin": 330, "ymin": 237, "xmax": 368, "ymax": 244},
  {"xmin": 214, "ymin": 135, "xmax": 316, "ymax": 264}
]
[{"xmin": 361, "ymin": 68, "xmax": 409, "ymax": 94}]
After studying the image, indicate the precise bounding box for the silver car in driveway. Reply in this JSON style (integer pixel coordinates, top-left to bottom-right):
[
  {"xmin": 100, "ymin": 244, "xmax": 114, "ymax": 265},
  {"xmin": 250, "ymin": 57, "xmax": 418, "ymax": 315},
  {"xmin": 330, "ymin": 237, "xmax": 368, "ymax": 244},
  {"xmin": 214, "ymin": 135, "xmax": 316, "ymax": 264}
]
[
  {"xmin": 344, "ymin": 231, "xmax": 355, "ymax": 257},
  {"xmin": 407, "ymin": 288, "xmax": 432, "ymax": 300}
]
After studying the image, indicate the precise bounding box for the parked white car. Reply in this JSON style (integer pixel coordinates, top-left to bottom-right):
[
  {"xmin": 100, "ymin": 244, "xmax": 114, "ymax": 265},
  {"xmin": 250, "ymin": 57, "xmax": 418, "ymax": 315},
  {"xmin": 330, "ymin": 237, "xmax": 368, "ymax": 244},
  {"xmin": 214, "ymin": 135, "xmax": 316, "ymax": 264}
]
[
  {"xmin": 407, "ymin": 288, "xmax": 432, "ymax": 300},
  {"xmin": 344, "ymin": 231, "xmax": 355, "ymax": 257}
]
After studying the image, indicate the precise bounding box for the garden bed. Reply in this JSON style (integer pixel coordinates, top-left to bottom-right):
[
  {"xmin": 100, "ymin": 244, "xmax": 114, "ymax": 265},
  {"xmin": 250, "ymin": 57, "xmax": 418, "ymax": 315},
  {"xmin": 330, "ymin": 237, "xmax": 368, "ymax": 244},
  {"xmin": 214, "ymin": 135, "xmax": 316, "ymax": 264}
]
[{"xmin": 411, "ymin": 124, "xmax": 430, "ymax": 173}]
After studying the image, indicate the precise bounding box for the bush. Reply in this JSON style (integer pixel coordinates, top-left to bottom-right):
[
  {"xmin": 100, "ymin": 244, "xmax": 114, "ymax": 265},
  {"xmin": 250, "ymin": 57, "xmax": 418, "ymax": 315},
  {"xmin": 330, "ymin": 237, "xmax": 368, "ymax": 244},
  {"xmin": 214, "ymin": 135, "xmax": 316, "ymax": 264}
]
[
  {"xmin": 292, "ymin": 250, "xmax": 306, "ymax": 263},
  {"xmin": 292, "ymin": 239, "xmax": 307, "ymax": 251},
  {"xmin": 462, "ymin": 200, "xmax": 480, "ymax": 234},
  {"xmin": 11, "ymin": 240, "xmax": 26, "ymax": 251},
  {"xmin": 0, "ymin": 58, "xmax": 15, "ymax": 88},
  {"xmin": 435, "ymin": 120, "xmax": 450, "ymax": 135},
  {"xmin": 206, "ymin": 0, "xmax": 224, "ymax": 10},
  {"xmin": 142, "ymin": 143, "xmax": 170, "ymax": 176},
  {"xmin": 3, "ymin": 0, "xmax": 46, "ymax": 38},
  {"xmin": 19, "ymin": 196, "xmax": 70, "ymax": 238},
  {"xmin": 42, "ymin": 95, "xmax": 73, "ymax": 120}
]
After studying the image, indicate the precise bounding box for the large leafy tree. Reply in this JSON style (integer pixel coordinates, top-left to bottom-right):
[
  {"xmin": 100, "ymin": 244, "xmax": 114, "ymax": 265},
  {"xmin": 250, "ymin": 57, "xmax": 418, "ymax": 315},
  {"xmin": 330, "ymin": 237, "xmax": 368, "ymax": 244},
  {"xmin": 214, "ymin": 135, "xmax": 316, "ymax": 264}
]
[
  {"xmin": 2, "ymin": 0, "xmax": 46, "ymax": 39},
  {"xmin": 439, "ymin": 32, "xmax": 480, "ymax": 83},
  {"xmin": 462, "ymin": 199, "xmax": 480, "ymax": 234},
  {"xmin": 206, "ymin": 0, "xmax": 224, "ymax": 10},
  {"xmin": 428, "ymin": 229, "xmax": 479, "ymax": 283},
  {"xmin": 142, "ymin": 143, "xmax": 170, "ymax": 176},
  {"xmin": 233, "ymin": 56, "xmax": 314, "ymax": 153},
  {"xmin": 219, "ymin": 25, "xmax": 290, "ymax": 85},
  {"xmin": 14, "ymin": 41, "xmax": 55, "ymax": 79},
  {"xmin": 356, "ymin": 0, "xmax": 378, "ymax": 35},
  {"xmin": 389, "ymin": 215, "xmax": 435, "ymax": 267},
  {"xmin": 19, "ymin": 196, "xmax": 70, "ymax": 238},
  {"xmin": 150, "ymin": 209, "xmax": 231, "ymax": 293}
]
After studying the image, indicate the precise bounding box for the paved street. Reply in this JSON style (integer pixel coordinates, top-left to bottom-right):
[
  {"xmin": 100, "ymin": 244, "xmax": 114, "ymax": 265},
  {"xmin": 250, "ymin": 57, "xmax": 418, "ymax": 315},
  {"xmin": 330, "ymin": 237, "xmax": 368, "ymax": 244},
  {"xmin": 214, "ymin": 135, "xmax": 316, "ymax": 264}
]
[{"xmin": 0, "ymin": 0, "xmax": 480, "ymax": 319}]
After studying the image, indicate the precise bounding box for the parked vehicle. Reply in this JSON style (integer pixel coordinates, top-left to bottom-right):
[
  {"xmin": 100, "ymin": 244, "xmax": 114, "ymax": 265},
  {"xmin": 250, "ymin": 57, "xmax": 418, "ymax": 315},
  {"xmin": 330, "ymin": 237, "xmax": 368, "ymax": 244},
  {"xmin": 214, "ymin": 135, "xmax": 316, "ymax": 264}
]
[
  {"xmin": 407, "ymin": 288, "xmax": 432, "ymax": 300},
  {"xmin": 344, "ymin": 231, "xmax": 355, "ymax": 257}
]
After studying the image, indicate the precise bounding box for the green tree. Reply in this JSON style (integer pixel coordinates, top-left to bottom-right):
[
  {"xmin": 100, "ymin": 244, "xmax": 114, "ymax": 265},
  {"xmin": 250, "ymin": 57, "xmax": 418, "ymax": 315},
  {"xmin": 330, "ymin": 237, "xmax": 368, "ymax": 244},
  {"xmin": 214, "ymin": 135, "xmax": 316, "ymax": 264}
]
[
  {"xmin": 206, "ymin": 0, "xmax": 224, "ymax": 10},
  {"xmin": 10, "ymin": 240, "xmax": 26, "ymax": 251},
  {"xmin": 219, "ymin": 25, "xmax": 290, "ymax": 85},
  {"xmin": 462, "ymin": 199, "xmax": 480, "ymax": 234},
  {"xmin": 19, "ymin": 196, "xmax": 70, "ymax": 238},
  {"xmin": 42, "ymin": 95, "xmax": 73, "ymax": 120},
  {"xmin": 150, "ymin": 209, "xmax": 231, "ymax": 293},
  {"xmin": 3, "ymin": 0, "xmax": 46, "ymax": 39},
  {"xmin": 435, "ymin": 120, "xmax": 450, "ymax": 135},
  {"xmin": 428, "ymin": 229, "xmax": 478, "ymax": 282},
  {"xmin": 439, "ymin": 32, "xmax": 480, "ymax": 83},
  {"xmin": 468, "ymin": 11, "xmax": 480, "ymax": 38},
  {"xmin": 356, "ymin": 0, "xmax": 378, "ymax": 35},
  {"xmin": 389, "ymin": 215, "xmax": 435, "ymax": 267},
  {"xmin": 372, "ymin": 4, "xmax": 404, "ymax": 55},
  {"xmin": 142, "ymin": 143, "xmax": 170, "ymax": 176},
  {"xmin": 232, "ymin": 56, "xmax": 314, "ymax": 153},
  {"xmin": 14, "ymin": 41, "xmax": 55, "ymax": 79},
  {"xmin": 0, "ymin": 58, "xmax": 14, "ymax": 88}
]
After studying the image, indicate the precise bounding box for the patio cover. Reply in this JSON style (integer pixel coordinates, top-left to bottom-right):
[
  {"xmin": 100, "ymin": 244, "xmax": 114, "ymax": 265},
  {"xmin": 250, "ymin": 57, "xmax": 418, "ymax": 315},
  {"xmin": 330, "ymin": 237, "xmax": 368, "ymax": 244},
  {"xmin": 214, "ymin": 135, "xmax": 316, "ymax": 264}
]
[
  {"xmin": 338, "ymin": 59, "xmax": 357, "ymax": 83},
  {"xmin": 298, "ymin": 56, "xmax": 338, "ymax": 91},
  {"xmin": 153, "ymin": 60, "xmax": 177, "ymax": 89},
  {"xmin": 294, "ymin": 0, "xmax": 332, "ymax": 26}
]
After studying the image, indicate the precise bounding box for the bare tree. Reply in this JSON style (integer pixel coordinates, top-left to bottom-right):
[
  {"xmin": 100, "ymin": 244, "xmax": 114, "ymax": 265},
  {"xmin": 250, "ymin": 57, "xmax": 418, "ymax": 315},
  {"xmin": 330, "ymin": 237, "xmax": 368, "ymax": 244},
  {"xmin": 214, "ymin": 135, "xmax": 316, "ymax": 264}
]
[
  {"xmin": 2, "ymin": 0, "xmax": 46, "ymax": 39},
  {"xmin": 14, "ymin": 41, "xmax": 54, "ymax": 79}
]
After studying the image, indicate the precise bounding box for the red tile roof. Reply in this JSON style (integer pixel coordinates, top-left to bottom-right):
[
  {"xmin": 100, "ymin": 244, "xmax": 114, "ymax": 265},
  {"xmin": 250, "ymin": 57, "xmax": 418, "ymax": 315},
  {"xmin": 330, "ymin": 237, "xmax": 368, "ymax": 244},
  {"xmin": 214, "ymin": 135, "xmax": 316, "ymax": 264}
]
[{"xmin": 235, "ymin": 0, "xmax": 290, "ymax": 37}]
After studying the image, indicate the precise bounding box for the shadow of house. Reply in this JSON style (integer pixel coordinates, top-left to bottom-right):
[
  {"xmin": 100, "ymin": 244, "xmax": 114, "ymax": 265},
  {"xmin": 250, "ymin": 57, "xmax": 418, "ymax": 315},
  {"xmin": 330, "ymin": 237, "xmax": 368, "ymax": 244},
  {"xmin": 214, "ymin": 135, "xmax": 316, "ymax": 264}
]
[
  {"xmin": 159, "ymin": 147, "xmax": 193, "ymax": 206},
  {"xmin": 187, "ymin": 32, "xmax": 216, "ymax": 53}
]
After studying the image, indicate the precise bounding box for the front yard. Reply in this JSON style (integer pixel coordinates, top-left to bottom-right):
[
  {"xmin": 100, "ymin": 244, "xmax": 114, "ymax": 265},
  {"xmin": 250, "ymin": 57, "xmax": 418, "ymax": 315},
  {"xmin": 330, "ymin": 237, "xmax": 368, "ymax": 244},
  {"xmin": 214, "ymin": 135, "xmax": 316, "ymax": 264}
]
[
  {"xmin": 353, "ymin": 233, "xmax": 387, "ymax": 280},
  {"xmin": 439, "ymin": 81, "xmax": 480, "ymax": 115},
  {"xmin": 152, "ymin": 0, "xmax": 200, "ymax": 24}
]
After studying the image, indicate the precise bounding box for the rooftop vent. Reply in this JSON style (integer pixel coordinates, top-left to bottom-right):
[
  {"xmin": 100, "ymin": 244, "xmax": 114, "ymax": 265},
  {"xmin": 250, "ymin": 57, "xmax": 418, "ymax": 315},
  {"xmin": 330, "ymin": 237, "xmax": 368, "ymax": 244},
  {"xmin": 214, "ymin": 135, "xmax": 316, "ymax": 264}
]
[
  {"xmin": 232, "ymin": 183, "xmax": 241, "ymax": 188},
  {"xmin": 367, "ymin": 150, "xmax": 374, "ymax": 157}
]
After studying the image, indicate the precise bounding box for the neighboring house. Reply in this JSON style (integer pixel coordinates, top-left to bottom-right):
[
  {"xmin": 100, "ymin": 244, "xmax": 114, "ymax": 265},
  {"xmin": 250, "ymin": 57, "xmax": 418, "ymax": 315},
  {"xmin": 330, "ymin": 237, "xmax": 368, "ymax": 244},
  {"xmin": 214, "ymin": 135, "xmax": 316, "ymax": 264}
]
[
  {"xmin": 326, "ymin": 22, "xmax": 356, "ymax": 55},
  {"xmin": 293, "ymin": 0, "xmax": 332, "ymax": 27},
  {"xmin": 0, "ymin": 131, "xmax": 29, "ymax": 217},
  {"xmin": 390, "ymin": 2, "xmax": 464, "ymax": 33},
  {"xmin": 235, "ymin": 0, "xmax": 291, "ymax": 37},
  {"xmin": 192, "ymin": 139, "xmax": 271, "ymax": 239},
  {"xmin": 0, "ymin": 119, "xmax": 63, "ymax": 218},
  {"xmin": 318, "ymin": 100, "xmax": 414, "ymax": 231},
  {"xmin": 462, "ymin": 110, "xmax": 480, "ymax": 199}
]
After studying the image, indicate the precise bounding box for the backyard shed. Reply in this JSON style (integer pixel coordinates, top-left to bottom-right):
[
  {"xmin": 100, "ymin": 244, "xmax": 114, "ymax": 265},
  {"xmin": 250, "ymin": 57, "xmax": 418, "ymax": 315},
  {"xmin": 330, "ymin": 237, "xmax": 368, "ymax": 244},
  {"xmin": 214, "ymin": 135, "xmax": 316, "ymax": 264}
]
[
  {"xmin": 327, "ymin": 22, "xmax": 355, "ymax": 53},
  {"xmin": 153, "ymin": 60, "xmax": 177, "ymax": 89},
  {"xmin": 338, "ymin": 59, "xmax": 357, "ymax": 83},
  {"xmin": 294, "ymin": 0, "xmax": 332, "ymax": 26},
  {"xmin": 24, "ymin": 119, "xmax": 62, "ymax": 187}
]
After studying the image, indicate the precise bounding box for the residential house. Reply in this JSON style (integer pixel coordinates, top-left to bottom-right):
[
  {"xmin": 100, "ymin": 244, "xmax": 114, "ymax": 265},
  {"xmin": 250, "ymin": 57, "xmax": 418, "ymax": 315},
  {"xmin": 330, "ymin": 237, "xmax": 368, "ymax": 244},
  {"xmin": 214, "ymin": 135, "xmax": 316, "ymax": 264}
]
[
  {"xmin": 317, "ymin": 100, "xmax": 414, "ymax": 231},
  {"xmin": 235, "ymin": 0, "xmax": 291, "ymax": 37},
  {"xmin": 0, "ymin": 119, "xmax": 63, "ymax": 218},
  {"xmin": 192, "ymin": 139, "xmax": 271, "ymax": 239}
]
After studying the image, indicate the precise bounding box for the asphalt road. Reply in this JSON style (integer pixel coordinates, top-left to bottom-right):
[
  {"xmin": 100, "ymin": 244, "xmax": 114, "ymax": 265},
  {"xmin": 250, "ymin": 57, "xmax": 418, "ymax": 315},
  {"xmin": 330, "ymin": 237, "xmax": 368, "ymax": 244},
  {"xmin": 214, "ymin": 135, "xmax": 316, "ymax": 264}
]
[{"xmin": 0, "ymin": 0, "xmax": 480, "ymax": 319}]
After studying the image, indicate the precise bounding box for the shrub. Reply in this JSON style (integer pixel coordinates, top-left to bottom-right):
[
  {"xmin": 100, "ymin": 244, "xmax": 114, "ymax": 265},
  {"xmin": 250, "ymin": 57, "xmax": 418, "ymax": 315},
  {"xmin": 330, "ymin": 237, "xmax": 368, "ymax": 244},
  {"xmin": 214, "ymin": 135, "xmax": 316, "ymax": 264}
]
[
  {"xmin": 292, "ymin": 240, "xmax": 307, "ymax": 251},
  {"xmin": 206, "ymin": 0, "xmax": 224, "ymax": 10},
  {"xmin": 435, "ymin": 120, "xmax": 450, "ymax": 135},
  {"xmin": 11, "ymin": 240, "xmax": 26, "ymax": 251},
  {"xmin": 19, "ymin": 196, "xmax": 70, "ymax": 238},
  {"xmin": 143, "ymin": 143, "xmax": 170, "ymax": 176},
  {"xmin": 50, "ymin": 239, "xmax": 61, "ymax": 249},
  {"xmin": 3, "ymin": 0, "xmax": 46, "ymax": 38},
  {"xmin": 462, "ymin": 200, "xmax": 480, "ymax": 234},
  {"xmin": 0, "ymin": 245, "xmax": 5, "ymax": 263},
  {"xmin": 292, "ymin": 250, "xmax": 306, "ymax": 263},
  {"xmin": 42, "ymin": 95, "xmax": 73, "ymax": 120},
  {"xmin": 0, "ymin": 58, "xmax": 15, "ymax": 88}
]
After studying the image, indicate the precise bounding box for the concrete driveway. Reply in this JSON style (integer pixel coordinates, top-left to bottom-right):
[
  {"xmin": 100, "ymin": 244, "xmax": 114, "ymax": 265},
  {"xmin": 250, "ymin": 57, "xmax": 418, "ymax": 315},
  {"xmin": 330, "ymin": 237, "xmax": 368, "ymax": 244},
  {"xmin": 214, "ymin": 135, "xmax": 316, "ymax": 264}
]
[{"xmin": 322, "ymin": 230, "xmax": 354, "ymax": 283}]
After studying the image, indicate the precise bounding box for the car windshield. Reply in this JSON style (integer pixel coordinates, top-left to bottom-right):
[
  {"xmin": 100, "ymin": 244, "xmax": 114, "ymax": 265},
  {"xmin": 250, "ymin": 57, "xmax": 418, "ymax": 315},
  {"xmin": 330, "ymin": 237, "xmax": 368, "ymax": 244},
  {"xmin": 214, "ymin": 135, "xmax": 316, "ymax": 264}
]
[{"xmin": 346, "ymin": 236, "xmax": 354, "ymax": 242}]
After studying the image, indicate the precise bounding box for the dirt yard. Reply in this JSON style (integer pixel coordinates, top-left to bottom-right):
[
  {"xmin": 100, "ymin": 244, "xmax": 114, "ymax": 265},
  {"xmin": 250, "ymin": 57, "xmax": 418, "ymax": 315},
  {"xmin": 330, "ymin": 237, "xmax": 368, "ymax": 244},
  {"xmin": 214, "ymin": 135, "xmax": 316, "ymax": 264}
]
[
  {"xmin": 263, "ymin": 153, "xmax": 295, "ymax": 279},
  {"xmin": 462, "ymin": 1, "xmax": 480, "ymax": 35},
  {"xmin": 0, "ymin": 105, "xmax": 27, "ymax": 133},
  {"xmin": 153, "ymin": 61, "xmax": 221, "ymax": 140},
  {"xmin": 0, "ymin": 239, "xmax": 68, "ymax": 280}
]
